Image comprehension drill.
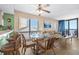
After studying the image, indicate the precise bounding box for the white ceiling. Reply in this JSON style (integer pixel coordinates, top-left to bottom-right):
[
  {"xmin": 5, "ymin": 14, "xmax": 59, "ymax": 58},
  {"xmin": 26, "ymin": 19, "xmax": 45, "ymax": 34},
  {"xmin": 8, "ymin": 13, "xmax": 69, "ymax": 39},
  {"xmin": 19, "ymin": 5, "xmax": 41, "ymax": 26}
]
[{"xmin": 0, "ymin": 4, "xmax": 79, "ymax": 20}]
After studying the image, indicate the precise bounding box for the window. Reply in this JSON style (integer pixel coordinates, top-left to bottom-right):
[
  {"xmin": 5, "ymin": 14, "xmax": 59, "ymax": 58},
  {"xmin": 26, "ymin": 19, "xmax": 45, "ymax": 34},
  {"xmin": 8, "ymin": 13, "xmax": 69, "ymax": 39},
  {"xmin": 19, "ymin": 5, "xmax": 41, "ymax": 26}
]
[
  {"xmin": 19, "ymin": 18, "xmax": 28, "ymax": 29},
  {"xmin": 19, "ymin": 18, "xmax": 39, "ymax": 38},
  {"xmin": 30, "ymin": 19, "xmax": 38, "ymax": 31}
]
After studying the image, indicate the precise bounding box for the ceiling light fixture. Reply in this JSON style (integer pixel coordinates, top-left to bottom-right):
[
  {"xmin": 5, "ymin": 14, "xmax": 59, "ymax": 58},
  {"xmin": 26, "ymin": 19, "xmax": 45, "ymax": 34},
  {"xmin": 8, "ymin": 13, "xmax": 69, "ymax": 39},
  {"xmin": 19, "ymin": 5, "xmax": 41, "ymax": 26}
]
[
  {"xmin": 36, "ymin": 4, "xmax": 50, "ymax": 16},
  {"xmin": 36, "ymin": 9, "xmax": 43, "ymax": 16}
]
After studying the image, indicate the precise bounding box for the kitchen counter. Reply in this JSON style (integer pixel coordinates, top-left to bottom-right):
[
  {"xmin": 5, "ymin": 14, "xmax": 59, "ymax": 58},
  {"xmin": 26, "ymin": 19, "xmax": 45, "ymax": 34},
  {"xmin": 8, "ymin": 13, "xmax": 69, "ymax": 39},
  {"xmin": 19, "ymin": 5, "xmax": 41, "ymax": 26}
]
[{"xmin": 0, "ymin": 30, "xmax": 13, "ymax": 49}]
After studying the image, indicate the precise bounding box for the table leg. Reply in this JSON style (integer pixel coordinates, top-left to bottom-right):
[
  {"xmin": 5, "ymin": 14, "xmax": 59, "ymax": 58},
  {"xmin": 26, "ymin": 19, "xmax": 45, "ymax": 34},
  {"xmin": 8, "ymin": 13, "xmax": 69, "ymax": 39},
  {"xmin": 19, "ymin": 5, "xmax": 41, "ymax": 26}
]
[
  {"xmin": 71, "ymin": 37, "xmax": 72, "ymax": 44},
  {"xmin": 35, "ymin": 41, "xmax": 39, "ymax": 55}
]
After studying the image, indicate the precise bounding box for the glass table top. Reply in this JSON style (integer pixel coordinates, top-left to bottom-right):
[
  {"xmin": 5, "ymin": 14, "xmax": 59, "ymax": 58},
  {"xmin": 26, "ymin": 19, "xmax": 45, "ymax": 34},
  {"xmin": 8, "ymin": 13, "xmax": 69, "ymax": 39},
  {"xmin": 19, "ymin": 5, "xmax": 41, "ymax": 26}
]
[{"xmin": 30, "ymin": 33, "xmax": 50, "ymax": 39}]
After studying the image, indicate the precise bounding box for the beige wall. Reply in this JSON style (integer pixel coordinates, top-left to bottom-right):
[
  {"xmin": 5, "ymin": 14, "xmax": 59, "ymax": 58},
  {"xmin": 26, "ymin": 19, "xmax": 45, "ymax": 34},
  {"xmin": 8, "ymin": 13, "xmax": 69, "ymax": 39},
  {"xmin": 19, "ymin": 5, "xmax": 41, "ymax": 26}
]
[{"xmin": 14, "ymin": 10, "xmax": 58, "ymax": 31}]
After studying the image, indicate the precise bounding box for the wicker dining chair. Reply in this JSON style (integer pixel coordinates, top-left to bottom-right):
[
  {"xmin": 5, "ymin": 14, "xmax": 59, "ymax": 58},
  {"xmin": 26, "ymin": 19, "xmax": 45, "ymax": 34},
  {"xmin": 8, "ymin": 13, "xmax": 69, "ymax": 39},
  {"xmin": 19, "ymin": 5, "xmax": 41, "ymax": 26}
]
[
  {"xmin": 37, "ymin": 37, "xmax": 56, "ymax": 55},
  {"xmin": 0, "ymin": 33, "xmax": 21, "ymax": 55},
  {"xmin": 0, "ymin": 44, "xmax": 15, "ymax": 55},
  {"xmin": 21, "ymin": 34, "xmax": 36, "ymax": 55}
]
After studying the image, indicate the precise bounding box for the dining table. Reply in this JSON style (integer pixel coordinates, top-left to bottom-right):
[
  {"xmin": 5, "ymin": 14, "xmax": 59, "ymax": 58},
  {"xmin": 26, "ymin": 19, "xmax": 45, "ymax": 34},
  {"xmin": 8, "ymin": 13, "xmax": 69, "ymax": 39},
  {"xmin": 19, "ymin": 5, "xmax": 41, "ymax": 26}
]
[{"xmin": 30, "ymin": 33, "xmax": 59, "ymax": 54}]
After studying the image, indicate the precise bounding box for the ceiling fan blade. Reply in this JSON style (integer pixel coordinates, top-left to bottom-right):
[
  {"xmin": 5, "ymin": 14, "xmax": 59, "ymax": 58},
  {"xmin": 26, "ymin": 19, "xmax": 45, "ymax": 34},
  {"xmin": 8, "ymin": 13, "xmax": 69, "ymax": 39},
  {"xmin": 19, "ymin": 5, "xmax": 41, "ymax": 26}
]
[
  {"xmin": 38, "ymin": 4, "xmax": 42, "ymax": 10},
  {"xmin": 38, "ymin": 4, "xmax": 42, "ymax": 7},
  {"xmin": 43, "ymin": 4, "xmax": 50, "ymax": 7},
  {"xmin": 42, "ymin": 9, "xmax": 50, "ymax": 13},
  {"xmin": 46, "ymin": 4, "xmax": 50, "ymax": 6},
  {"xmin": 37, "ymin": 4, "xmax": 50, "ymax": 13}
]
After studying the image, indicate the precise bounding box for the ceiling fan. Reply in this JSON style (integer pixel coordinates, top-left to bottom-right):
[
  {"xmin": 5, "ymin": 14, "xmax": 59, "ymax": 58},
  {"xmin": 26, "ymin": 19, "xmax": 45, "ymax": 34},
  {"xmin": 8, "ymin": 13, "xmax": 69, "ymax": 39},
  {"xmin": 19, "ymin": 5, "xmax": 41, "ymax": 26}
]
[{"xmin": 37, "ymin": 4, "xmax": 50, "ymax": 16}]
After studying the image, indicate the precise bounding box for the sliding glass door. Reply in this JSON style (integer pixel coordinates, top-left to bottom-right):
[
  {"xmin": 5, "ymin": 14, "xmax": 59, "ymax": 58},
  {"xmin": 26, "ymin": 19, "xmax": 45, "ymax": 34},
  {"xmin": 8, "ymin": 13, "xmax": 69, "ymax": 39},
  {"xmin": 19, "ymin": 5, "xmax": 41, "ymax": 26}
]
[
  {"xmin": 64, "ymin": 18, "xmax": 78, "ymax": 37},
  {"xmin": 69, "ymin": 19, "xmax": 78, "ymax": 37}
]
